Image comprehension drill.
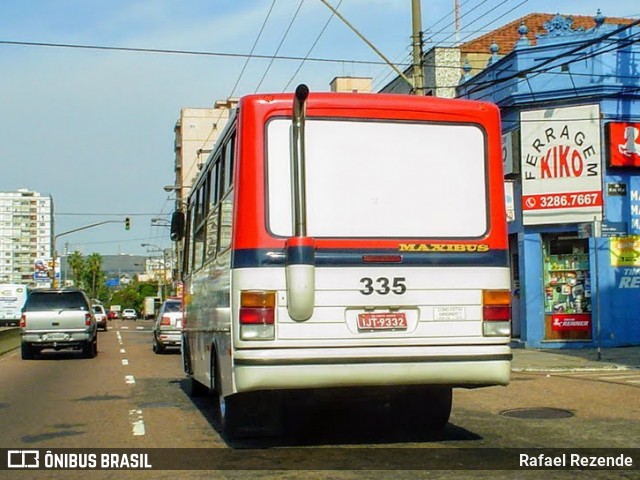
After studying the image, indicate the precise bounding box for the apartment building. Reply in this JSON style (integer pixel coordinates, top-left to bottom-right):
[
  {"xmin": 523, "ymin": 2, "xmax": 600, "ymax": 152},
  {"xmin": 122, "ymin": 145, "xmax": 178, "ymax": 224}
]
[
  {"xmin": 172, "ymin": 98, "xmax": 238, "ymax": 207},
  {"xmin": 0, "ymin": 189, "xmax": 53, "ymax": 285}
]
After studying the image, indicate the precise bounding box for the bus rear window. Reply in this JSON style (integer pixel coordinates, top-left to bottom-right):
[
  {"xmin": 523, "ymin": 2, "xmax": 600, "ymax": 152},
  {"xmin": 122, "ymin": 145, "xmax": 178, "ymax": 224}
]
[{"xmin": 266, "ymin": 118, "xmax": 488, "ymax": 238}]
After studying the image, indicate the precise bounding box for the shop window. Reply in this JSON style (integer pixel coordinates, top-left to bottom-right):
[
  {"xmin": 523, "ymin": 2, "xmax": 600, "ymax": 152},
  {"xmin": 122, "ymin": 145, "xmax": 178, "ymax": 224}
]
[{"xmin": 542, "ymin": 235, "xmax": 592, "ymax": 341}]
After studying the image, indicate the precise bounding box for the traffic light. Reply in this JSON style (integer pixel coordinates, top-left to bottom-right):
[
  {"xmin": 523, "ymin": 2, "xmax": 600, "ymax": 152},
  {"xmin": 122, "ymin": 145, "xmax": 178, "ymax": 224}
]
[{"xmin": 125, "ymin": 217, "xmax": 131, "ymax": 230}]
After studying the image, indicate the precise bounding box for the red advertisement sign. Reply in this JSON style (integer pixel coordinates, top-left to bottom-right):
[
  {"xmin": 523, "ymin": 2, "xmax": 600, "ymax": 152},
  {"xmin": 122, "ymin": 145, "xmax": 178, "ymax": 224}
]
[
  {"xmin": 522, "ymin": 191, "xmax": 602, "ymax": 211},
  {"xmin": 550, "ymin": 313, "xmax": 592, "ymax": 332},
  {"xmin": 608, "ymin": 122, "xmax": 640, "ymax": 167}
]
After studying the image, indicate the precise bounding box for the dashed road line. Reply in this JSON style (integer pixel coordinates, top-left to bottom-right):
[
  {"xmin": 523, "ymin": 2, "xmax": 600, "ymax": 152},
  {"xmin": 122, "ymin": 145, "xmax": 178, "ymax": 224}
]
[
  {"xmin": 122, "ymin": 359, "xmax": 129, "ymax": 366},
  {"xmin": 129, "ymin": 409, "xmax": 146, "ymax": 436},
  {"xmin": 125, "ymin": 375, "xmax": 136, "ymax": 385},
  {"xmin": 550, "ymin": 370, "xmax": 640, "ymax": 386}
]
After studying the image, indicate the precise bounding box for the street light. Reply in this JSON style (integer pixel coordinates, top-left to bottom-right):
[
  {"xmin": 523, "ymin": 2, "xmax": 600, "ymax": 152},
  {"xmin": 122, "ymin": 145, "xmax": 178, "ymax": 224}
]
[
  {"xmin": 141, "ymin": 243, "xmax": 170, "ymax": 298},
  {"xmin": 151, "ymin": 218, "xmax": 170, "ymax": 227}
]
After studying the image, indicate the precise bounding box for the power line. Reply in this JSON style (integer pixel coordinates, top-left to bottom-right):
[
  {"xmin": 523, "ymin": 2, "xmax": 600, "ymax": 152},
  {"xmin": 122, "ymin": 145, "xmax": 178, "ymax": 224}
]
[
  {"xmin": 0, "ymin": 39, "xmax": 390, "ymax": 67},
  {"xmin": 283, "ymin": 0, "xmax": 344, "ymax": 92},
  {"xmin": 450, "ymin": 0, "xmax": 530, "ymax": 46},
  {"xmin": 255, "ymin": 0, "xmax": 304, "ymax": 93},
  {"xmin": 56, "ymin": 212, "xmax": 162, "ymax": 216},
  {"xmin": 426, "ymin": 0, "xmax": 492, "ymax": 44},
  {"xmin": 454, "ymin": 32, "xmax": 640, "ymax": 99},
  {"xmin": 461, "ymin": 18, "xmax": 640, "ymax": 98},
  {"xmin": 229, "ymin": 0, "xmax": 278, "ymax": 98}
]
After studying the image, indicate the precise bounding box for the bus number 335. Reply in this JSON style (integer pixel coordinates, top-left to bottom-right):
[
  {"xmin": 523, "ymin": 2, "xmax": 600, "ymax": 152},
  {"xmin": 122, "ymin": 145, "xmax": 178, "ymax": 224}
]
[{"xmin": 359, "ymin": 277, "xmax": 407, "ymax": 295}]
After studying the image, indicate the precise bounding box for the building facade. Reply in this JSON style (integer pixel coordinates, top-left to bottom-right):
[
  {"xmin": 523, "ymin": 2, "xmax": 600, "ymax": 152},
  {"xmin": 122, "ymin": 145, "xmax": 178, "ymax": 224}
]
[
  {"xmin": 172, "ymin": 99, "xmax": 238, "ymax": 207},
  {"xmin": 0, "ymin": 189, "xmax": 53, "ymax": 286},
  {"xmin": 379, "ymin": 46, "xmax": 461, "ymax": 98},
  {"xmin": 458, "ymin": 12, "xmax": 640, "ymax": 348}
]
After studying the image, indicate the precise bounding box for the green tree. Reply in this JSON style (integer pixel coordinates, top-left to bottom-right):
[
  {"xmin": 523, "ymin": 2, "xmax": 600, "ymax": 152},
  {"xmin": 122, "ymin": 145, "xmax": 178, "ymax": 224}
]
[
  {"xmin": 67, "ymin": 251, "xmax": 85, "ymax": 288},
  {"xmin": 83, "ymin": 253, "xmax": 104, "ymax": 300}
]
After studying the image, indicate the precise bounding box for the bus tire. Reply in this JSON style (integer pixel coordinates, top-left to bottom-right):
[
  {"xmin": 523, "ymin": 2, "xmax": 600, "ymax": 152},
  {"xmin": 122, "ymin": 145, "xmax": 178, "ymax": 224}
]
[
  {"xmin": 392, "ymin": 386, "xmax": 452, "ymax": 432},
  {"xmin": 217, "ymin": 392, "xmax": 243, "ymax": 439},
  {"xmin": 188, "ymin": 376, "xmax": 209, "ymax": 397},
  {"xmin": 181, "ymin": 334, "xmax": 192, "ymax": 374}
]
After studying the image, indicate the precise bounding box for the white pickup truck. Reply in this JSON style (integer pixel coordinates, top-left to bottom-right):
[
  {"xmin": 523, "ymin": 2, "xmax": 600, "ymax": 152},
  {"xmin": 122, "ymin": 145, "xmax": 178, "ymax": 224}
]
[{"xmin": 20, "ymin": 288, "xmax": 98, "ymax": 359}]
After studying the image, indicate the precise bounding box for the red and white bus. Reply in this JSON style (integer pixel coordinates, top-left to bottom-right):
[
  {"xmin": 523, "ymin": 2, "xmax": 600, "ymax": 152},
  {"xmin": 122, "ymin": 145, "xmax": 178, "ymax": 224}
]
[{"xmin": 174, "ymin": 86, "xmax": 511, "ymax": 438}]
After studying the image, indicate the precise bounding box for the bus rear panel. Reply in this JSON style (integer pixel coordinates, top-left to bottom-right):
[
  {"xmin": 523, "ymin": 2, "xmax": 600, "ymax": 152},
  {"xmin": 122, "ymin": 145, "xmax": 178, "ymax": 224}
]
[{"xmin": 182, "ymin": 91, "xmax": 510, "ymax": 437}]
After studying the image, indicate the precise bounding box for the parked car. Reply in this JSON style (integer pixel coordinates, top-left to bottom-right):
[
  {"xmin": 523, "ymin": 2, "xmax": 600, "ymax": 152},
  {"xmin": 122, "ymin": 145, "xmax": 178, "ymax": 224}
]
[
  {"xmin": 92, "ymin": 304, "xmax": 108, "ymax": 331},
  {"xmin": 107, "ymin": 310, "xmax": 118, "ymax": 320},
  {"xmin": 152, "ymin": 298, "xmax": 183, "ymax": 354},
  {"xmin": 122, "ymin": 308, "xmax": 137, "ymax": 321},
  {"xmin": 20, "ymin": 288, "xmax": 97, "ymax": 359}
]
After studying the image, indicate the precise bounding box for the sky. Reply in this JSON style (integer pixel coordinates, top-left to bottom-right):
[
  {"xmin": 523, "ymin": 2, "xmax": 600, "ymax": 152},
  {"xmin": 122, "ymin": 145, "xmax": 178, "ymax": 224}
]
[{"xmin": 1, "ymin": 0, "xmax": 638, "ymax": 258}]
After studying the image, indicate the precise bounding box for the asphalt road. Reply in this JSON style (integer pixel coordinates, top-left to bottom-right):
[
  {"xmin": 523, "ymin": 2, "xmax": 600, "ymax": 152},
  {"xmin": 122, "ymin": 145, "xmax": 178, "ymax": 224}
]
[{"xmin": 1, "ymin": 320, "xmax": 639, "ymax": 480}]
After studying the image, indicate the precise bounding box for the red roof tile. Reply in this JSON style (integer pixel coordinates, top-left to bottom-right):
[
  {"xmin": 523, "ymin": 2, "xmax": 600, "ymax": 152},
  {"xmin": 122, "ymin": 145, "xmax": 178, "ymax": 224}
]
[{"xmin": 461, "ymin": 12, "xmax": 634, "ymax": 54}]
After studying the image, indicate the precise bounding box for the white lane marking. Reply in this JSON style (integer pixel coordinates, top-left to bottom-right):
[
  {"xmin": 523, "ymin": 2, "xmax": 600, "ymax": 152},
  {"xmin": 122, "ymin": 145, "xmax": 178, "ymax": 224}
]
[
  {"xmin": 125, "ymin": 375, "xmax": 136, "ymax": 385},
  {"xmin": 129, "ymin": 409, "xmax": 146, "ymax": 436},
  {"xmin": 598, "ymin": 374, "xmax": 640, "ymax": 380},
  {"xmin": 120, "ymin": 348, "xmax": 126, "ymax": 354},
  {"xmin": 122, "ymin": 359, "xmax": 129, "ymax": 366},
  {"xmin": 136, "ymin": 326, "xmax": 144, "ymax": 330},
  {"xmin": 121, "ymin": 327, "xmax": 129, "ymax": 330}
]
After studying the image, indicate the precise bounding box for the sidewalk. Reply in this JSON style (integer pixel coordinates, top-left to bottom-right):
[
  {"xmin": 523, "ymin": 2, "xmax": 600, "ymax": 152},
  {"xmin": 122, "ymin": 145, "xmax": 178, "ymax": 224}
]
[{"xmin": 511, "ymin": 345, "xmax": 640, "ymax": 372}]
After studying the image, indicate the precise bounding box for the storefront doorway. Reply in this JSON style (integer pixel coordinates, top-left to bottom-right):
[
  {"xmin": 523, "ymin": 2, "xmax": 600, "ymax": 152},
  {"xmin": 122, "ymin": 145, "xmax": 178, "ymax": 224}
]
[
  {"xmin": 509, "ymin": 234, "xmax": 520, "ymax": 339},
  {"xmin": 542, "ymin": 234, "xmax": 592, "ymax": 342}
]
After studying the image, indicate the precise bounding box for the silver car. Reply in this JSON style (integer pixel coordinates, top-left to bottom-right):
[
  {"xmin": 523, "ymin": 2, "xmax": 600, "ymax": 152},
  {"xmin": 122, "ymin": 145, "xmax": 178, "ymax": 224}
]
[
  {"xmin": 20, "ymin": 288, "xmax": 98, "ymax": 359},
  {"xmin": 92, "ymin": 304, "xmax": 108, "ymax": 331},
  {"xmin": 152, "ymin": 298, "xmax": 183, "ymax": 354}
]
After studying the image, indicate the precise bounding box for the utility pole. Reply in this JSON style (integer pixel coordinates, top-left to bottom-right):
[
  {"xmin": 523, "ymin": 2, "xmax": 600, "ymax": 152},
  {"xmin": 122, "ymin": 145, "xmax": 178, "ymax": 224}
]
[
  {"xmin": 411, "ymin": 0, "xmax": 425, "ymax": 95},
  {"xmin": 51, "ymin": 219, "xmax": 129, "ymax": 288},
  {"xmin": 318, "ymin": 0, "xmax": 413, "ymax": 90}
]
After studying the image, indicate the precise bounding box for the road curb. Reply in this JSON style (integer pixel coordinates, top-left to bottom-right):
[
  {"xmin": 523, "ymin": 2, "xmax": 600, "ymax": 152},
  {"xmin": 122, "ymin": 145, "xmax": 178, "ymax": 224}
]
[
  {"xmin": 0, "ymin": 327, "xmax": 20, "ymax": 356},
  {"xmin": 512, "ymin": 365, "xmax": 635, "ymax": 373}
]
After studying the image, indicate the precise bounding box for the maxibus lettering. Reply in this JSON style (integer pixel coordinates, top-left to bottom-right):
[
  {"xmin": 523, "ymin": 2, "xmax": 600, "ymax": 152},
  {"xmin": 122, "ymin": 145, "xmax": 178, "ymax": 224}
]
[{"xmin": 398, "ymin": 243, "xmax": 490, "ymax": 252}]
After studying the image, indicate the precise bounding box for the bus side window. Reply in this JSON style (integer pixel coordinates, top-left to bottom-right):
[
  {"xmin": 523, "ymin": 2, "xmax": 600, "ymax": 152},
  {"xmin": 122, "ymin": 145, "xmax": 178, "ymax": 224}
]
[
  {"xmin": 181, "ymin": 205, "xmax": 192, "ymax": 277},
  {"xmin": 210, "ymin": 156, "xmax": 220, "ymax": 211},
  {"xmin": 206, "ymin": 205, "xmax": 219, "ymax": 259},
  {"xmin": 217, "ymin": 132, "xmax": 235, "ymax": 253},
  {"xmin": 223, "ymin": 132, "xmax": 235, "ymax": 192},
  {"xmin": 191, "ymin": 189, "xmax": 206, "ymax": 271},
  {"xmin": 218, "ymin": 189, "xmax": 233, "ymax": 252}
]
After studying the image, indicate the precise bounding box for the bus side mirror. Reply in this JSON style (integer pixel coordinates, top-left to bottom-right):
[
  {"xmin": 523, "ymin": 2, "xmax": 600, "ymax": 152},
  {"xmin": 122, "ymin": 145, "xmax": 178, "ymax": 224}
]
[{"xmin": 170, "ymin": 211, "xmax": 185, "ymax": 241}]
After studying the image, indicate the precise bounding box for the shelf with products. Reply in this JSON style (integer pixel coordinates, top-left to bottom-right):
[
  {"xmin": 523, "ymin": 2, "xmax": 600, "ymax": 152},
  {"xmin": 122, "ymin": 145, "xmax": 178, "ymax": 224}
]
[
  {"xmin": 543, "ymin": 253, "xmax": 591, "ymax": 315},
  {"xmin": 542, "ymin": 235, "xmax": 593, "ymax": 341}
]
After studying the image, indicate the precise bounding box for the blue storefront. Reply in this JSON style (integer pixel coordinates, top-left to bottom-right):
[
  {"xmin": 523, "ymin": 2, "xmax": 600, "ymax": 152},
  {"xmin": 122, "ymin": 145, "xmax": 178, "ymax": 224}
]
[{"xmin": 459, "ymin": 13, "xmax": 640, "ymax": 348}]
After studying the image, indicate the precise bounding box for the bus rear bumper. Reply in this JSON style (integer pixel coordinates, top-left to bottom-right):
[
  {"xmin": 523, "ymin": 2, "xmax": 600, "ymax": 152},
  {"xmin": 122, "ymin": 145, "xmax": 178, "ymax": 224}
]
[{"xmin": 233, "ymin": 345, "xmax": 512, "ymax": 392}]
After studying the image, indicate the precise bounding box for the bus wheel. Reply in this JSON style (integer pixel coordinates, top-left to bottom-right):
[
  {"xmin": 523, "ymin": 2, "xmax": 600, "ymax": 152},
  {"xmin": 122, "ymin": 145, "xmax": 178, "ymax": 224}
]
[
  {"xmin": 217, "ymin": 392, "xmax": 243, "ymax": 438},
  {"xmin": 392, "ymin": 386, "xmax": 452, "ymax": 432},
  {"xmin": 216, "ymin": 391, "xmax": 283, "ymax": 439},
  {"xmin": 188, "ymin": 376, "xmax": 208, "ymax": 397}
]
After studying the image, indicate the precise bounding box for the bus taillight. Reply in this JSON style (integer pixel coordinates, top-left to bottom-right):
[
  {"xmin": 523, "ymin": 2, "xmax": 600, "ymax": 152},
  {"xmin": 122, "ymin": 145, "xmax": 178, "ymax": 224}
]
[
  {"xmin": 239, "ymin": 291, "xmax": 276, "ymax": 341},
  {"xmin": 482, "ymin": 290, "xmax": 511, "ymax": 337}
]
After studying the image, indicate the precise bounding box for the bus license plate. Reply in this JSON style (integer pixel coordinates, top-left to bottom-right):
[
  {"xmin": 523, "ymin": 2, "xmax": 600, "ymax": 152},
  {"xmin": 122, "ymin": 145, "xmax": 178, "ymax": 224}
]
[{"xmin": 357, "ymin": 312, "xmax": 407, "ymax": 331}]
